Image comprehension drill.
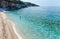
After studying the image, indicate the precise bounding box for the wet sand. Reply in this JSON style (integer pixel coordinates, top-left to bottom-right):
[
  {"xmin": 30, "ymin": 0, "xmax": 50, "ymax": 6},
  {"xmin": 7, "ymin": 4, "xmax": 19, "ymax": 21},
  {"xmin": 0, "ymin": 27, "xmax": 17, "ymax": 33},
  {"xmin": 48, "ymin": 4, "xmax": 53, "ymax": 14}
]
[{"xmin": 0, "ymin": 11, "xmax": 19, "ymax": 39}]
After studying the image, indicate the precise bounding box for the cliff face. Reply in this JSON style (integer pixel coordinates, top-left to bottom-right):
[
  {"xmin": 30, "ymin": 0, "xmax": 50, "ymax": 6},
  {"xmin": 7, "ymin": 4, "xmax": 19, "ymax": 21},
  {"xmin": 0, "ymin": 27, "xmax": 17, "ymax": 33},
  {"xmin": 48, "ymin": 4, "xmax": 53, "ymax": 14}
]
[{"xmin": 0, "ymin": 0, "xmax": 39, "ymax": 10}]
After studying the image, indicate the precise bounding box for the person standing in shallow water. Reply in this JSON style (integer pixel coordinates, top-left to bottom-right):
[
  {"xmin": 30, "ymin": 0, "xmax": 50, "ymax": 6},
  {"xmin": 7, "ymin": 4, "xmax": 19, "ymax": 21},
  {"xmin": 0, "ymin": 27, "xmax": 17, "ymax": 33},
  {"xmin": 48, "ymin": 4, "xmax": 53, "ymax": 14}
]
[{"xmin": 20, "ymin": 15, "xmax": 21, "ymax": 20}]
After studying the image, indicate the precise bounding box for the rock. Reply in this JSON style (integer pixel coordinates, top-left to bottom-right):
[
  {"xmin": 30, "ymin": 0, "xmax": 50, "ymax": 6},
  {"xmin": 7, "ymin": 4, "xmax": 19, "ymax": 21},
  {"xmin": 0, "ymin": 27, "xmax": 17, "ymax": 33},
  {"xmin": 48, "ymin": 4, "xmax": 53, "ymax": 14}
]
[{"xmin": 0, "ymin": 0, "xmax": 39, "ymax": 10}]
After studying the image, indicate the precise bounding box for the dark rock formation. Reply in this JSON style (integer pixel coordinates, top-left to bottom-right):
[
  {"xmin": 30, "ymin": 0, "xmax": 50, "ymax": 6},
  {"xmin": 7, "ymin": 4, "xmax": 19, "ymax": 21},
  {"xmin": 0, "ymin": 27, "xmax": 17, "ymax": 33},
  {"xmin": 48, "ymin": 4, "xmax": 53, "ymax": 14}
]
[{"xmin": 0, "ymin": 0, "xmax": 39, "ymax": 10}]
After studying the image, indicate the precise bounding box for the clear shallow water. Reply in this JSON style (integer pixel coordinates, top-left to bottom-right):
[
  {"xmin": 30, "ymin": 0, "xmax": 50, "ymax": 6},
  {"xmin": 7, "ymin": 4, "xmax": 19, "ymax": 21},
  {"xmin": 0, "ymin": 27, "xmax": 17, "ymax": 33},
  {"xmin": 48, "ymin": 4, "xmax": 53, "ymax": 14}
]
[{"xmin": 6, "ymin": 7, "xmax": 60, "ymax": 39}]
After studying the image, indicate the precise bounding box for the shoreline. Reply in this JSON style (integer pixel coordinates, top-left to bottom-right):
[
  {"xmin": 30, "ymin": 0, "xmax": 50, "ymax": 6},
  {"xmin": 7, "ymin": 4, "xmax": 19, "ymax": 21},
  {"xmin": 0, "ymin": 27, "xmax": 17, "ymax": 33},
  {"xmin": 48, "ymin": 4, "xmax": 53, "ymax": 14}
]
[
  {"xmin": 6, "ymin": 12, "xmax": 23, "ymax": 39},
  {"xmin": 12, "ymin": 22, "xmax": 22, "ymax": 39},
  {"xmin": 0, "ymin": 11, "xmax": 22, "ymax": 39}
]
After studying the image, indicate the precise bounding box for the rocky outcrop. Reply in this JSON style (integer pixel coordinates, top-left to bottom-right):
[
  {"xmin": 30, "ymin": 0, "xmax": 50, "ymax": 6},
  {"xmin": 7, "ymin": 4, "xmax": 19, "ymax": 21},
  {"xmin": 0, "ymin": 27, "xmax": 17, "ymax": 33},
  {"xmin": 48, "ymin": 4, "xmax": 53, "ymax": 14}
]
[{"xmin": 0, "ymin": 0, "xmax": 39, "ymax": 10}]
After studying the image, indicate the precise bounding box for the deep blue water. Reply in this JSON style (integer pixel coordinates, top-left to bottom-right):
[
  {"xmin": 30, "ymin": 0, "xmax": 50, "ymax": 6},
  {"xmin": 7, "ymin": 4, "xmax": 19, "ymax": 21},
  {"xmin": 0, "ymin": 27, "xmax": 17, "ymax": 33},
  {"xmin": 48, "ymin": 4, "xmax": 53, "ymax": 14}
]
[{"xmin": 6, "ymin": 7, "xmax": 60, "ymax": 39}]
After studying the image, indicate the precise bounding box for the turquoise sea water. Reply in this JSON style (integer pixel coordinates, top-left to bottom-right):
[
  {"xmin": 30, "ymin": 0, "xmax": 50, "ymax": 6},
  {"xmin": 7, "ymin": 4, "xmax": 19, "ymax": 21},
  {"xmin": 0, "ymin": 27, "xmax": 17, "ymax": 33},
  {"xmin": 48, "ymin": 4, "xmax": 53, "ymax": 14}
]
[{"xmin": 6, "ymin": 7, "xmax": 60, "ymax": 39}]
